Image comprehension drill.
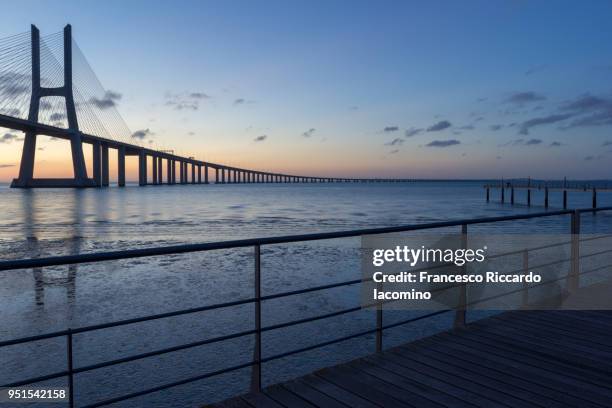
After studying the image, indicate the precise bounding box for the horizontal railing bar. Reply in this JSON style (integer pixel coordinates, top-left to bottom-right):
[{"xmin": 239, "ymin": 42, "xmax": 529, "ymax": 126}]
[
  {"xmin": 0, "ymin": 209, "xmax": 587, "ymax": 272},
  {"xmin": 262, "ymin": 327, "xmax": 378, "ymax": 363},
  {"xmin": 466, "ymin": 263, "xmax": 612, "ymax": 307},
  {"xmin": 262, "ymin": 306, "xmax": 363, "ymax": 332},
  {"xmin": 72, "ymin": 328, "xmax": 258, "ymax": 375},
  {"xmin": 3, "ymin": 241, "xmax": 611, "ymax": 349},
  {"xmin": 0, "ymin": 297, "xmax": 257, "ymax": 348},
  {"xmin": 380, "ymin": 310, "xmax": 450, "ymax": 331},
  {"xmin": 81, "ymin": 360, "xmax": 256, "ymax": 408},
  {"xmin": 2, "ymin": 369, "xmax": 69, "ymax": 388},
  {"xmin": 261, "ymin": 278, "xmax": 363, "ymax": 301}
]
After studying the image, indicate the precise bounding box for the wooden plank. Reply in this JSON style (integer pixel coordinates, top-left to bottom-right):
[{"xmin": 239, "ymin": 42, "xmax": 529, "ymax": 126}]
[
  {"xmin": 299, "ymin": 374, "xmax": 380, "ymax": 408},
  {"xmin": 496, "ymin": 313, "xmax": 612, "ymax": 351},
  {"xmin": 414, "ymin": 337, "xmax": 599, "ymax": 408},
  {"xmin": 385, "ymin": 350, "xmax": 537, "ymax": 408},
  {"xmin": 480, "ymin": 316, "xmax": 612, "ymax": 361},
  {"xmin": 427, "ymin": 333, "xmax": 612, "ymax": 406},
  {"xmin": 343, "ymin": 360, "xmax": 448, "ymax": 408},
  {"xmin": 315, "ymin": 366, "xmax": 414, "ymax": 407},
  {"xmin": 282, "ymin": 380, "xmax": 348, "ymax": 408},
  {"xmin": 444, "ymin": 327, "xmax": 612, "ymax": 388},
  {"xmin": 264, "ymin": 384, "xmax": 316, "ymax": 408},
  {"xmin": 241, "ymin": 392, "xmax": 286, "ymax": 408},
  {"xmin": 364, "ymin": 354, "xmax": 505, "ymax": 408},
  {"xmin": 208, "ymin": 396, "xmax": 252, "ymax": 408},
  {"xmin": 350, "ymin": 357, "xmax": 474, "ymax": 408}
]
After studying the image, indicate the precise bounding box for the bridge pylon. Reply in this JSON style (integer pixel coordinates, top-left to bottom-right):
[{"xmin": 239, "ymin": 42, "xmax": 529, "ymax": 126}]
[{"xmin": 11, "ymin": 24, "xmax": 94, "ymax": 188}]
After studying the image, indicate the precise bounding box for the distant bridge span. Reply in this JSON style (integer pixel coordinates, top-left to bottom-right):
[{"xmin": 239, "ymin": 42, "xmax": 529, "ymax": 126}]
[{"xmin": 0, "ymin": 25, "xmax": 409, "ymax": 188}]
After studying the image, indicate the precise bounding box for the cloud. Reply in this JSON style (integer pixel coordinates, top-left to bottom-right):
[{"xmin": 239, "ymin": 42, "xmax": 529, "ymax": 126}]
[
  {"xmin": 524, "ymin": 65, "xmax": 546, "ymax": 76},
  {"xmin": 385, "ymin": 138, "xmax": 404, "ymax": 146},
  {"xmin": 389, "ymin": 149, "xmax": 399, "ymax": 154},
  {"xmin": 602, "ymin": 141, "xmax": 612, "ymax": 146},
  {"xmin": 558, "ymin": 94, "xmax": 612, "ymax": 129},
  {"xmin": 525, "ymin": 138, "xmax": 542, "ymax": 145},
  {"xmin": 505, "ymin": 91, "xmax": 546, "ymax": 105},
  {"xmin": 405, "ymin": 127, "xmax": 424, "ymax": 137},
  {"xmin": 562, "ymin": 94, "xmax": 610, "ymax": 112},
  {"xmin": 49, "ymin": 113, "xmax": 65, "ymax": 122},
  {"xmin": 0, "ymin": 132, "xmax": 19, "ymax": 143},
  {"xmin": 302, "ymin": 128, "xmax": 316, "ymax": 138},
  {"xmin": 499, "ymin": 138, "xmax": 542, "ymax": 146},
  {"xmin": 234, "ymin": 98, "xmax": 245, "ymax": 105},
  {"xmin": 131, "ymin": 128, "xmax": 153, "ymax": 140},
  {"xmin": 489, "ymin": 124, "xmax": 503, "ymax": 131},
  {"xmin": 0, "ymin": 72, "xmax": 30, "ymax": 97},
  {"xmin": 425, "ymin": 139, "xmax": 460, "ymax": 147},
  {"xmin": 550, "ymin": 141, "xmax": 563, "ymax": 147},
  {"xmin": 164, "ymin": 91, "xmax": 210, "ymax": 110},
  {"xmin": 189, "ymin": 92, "xmax": 209, "ymax": 99},
  {"xmin": 458, "ymin": 125, "xmax": 475, "ymax": 130},
  {"xmin": 0, "ymin": 163, "xmax": 15, "ymax": 168},
  {"xmin": 383, "ymin": 126, "xmax": 399, "ymax": 133},
  {"xmin": 496, "ymin": 155, "xmax": 502, "ymax": 160},
  {"xmin": 518, "ymin": 113, "xmax": 572, "ymax": 135},
  {"xmin": 90, "ymin": 90, "xmax": 122, "ymax": 109},
  {"xmin": 349, "ymin": 106, "xmax": 359, "ymax": 111},
  {"xmin": 427, "ymin": 120, "xmax": 452, "ymax": 132},
  {"xmin": 254, "ymin": 135, "xmax": 267, "ymax": 142},
  {"xmin": 584, "ymin": 155, "xmax": 604, "ymax": 161}
]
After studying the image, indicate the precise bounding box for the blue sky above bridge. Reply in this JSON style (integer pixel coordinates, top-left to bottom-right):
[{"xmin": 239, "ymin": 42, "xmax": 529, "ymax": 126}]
[{"xmin": 1, "ymin": 0, "xmax": 612, "ymax": 180}]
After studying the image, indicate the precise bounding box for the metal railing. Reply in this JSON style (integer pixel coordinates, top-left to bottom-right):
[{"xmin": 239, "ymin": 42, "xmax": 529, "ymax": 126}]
[{"xmin": 1, "ymin": 206, "xmax": 611, "ymax": 407}]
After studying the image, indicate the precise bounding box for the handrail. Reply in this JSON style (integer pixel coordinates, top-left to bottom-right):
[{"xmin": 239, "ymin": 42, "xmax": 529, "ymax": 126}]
[
  {"xmin": 1, "ymin": 205, "xmax": 611, "ymax": 407},
  {"xmin": 5, "ymin": 208, "xmax": 606, "ymax": 271}
]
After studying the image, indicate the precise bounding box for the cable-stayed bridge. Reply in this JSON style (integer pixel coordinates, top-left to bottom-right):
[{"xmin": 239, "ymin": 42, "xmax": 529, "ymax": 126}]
[{"xmin": 0, "ymin": 25, "xmax": 409, "ymax": 188}]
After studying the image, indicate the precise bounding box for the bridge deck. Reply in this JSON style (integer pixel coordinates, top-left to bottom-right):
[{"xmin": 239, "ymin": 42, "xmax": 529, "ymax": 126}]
[{"xmin": 208, "ymin": 310, "xmax": 612, "ymax": 408}]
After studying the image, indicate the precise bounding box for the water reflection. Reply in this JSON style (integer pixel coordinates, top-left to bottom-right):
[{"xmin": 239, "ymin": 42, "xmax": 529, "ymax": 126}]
[{"xmin": 21, "ymin": 189, "xmax": 82, "ymax": 310}]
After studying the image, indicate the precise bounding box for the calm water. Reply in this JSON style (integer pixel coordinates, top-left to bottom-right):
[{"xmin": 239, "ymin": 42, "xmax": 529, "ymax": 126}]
[{"xmin": 1, "ymin": 182, "xmax": 611, "ymax": 407}]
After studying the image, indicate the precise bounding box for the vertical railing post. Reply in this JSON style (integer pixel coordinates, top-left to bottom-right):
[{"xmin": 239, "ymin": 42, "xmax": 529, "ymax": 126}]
[
  {"xmin": 67, "ymin": 329, "xmax": 74, "ymax": 408},
  {"xmin": 454, "ymin": 224, "xmax": 468, "ymax": 328},
  {"xmin": 375, "ymin": 280, "xmax": 383, "ymax": 352},
  {"xmin": 568, "ymin": 210, "xmax": 581, "ymax": 292},
  {"xmin": 251, "ymin": 245, "xmax": 262, "ymax": 393}
]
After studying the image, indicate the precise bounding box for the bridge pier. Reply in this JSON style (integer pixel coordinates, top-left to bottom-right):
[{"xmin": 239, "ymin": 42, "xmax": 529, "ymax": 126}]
[
  {"xmin": 92, "ymin": 141, "xmax": 102, "ymax": 187},
  {"xmin": 118, "ymin": 147, "xmax": 126, "ymax": 187},
  {"xmin": 152, "ymin": 155, "xmax": 158, "ymax": 185},
  {"xmin": 157, "ymin": 156, "xmax": 164, "ymax": 184},
  {"xmin": 191, "ymin": 163, "xmax": 196, "ymax": 184},
  {"xmin": 101, "ymin": 145, "xmax": 109, "ymax": 186},
  {"xmin": 171, "ymin": 160, "xmax": 176, "ymax": 184},
  {"xmin": 138, "ymin": 151, "xmax": 147, "ymax": 186}
]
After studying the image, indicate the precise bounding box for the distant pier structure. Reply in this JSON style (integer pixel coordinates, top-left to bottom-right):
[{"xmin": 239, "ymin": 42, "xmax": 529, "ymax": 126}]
[{"xmin": 485, "ymin": 178, "xmax": 610, "ymax": 209}]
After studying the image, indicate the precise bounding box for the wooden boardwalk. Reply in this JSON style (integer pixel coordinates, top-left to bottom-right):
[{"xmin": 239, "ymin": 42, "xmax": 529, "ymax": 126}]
[{"xmin": 208, "ymin": 310, "xmax": 612, "ymax": 408}]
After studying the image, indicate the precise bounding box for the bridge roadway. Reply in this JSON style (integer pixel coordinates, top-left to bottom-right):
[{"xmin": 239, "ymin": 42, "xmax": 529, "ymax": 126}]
[
  {"xmin": 1, "ymin": 113, "xmax": 412, "ymax": 187},
  {"xmin": 209, "ymin": 309, "xmax": 612, "ymax": 408}
]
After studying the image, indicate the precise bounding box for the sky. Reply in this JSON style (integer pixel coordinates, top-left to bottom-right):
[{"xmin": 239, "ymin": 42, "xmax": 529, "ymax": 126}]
[{"xmin": 1, "ymin": 0, "xmax": 612, "ymax": 181}]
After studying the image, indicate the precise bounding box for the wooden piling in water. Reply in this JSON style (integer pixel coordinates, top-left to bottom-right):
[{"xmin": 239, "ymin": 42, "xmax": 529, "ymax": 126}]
[
  {"xmin": 563, "ymin": 190, "xmax": 567, "ymax": 209},
  {"xmin": 544, "ymin": 186, "xmax": 549, "ymax": 209},
  {"xmin": 510, "ymin": 187, "xmax": 514, "ymax": 205},
  {"xmin": 527, "ymin": 189, "xmax": 531, "ymax": 206},
  {"xmin": 593, "ymin": 188, "xmax": 597, "ymax": 209}
]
